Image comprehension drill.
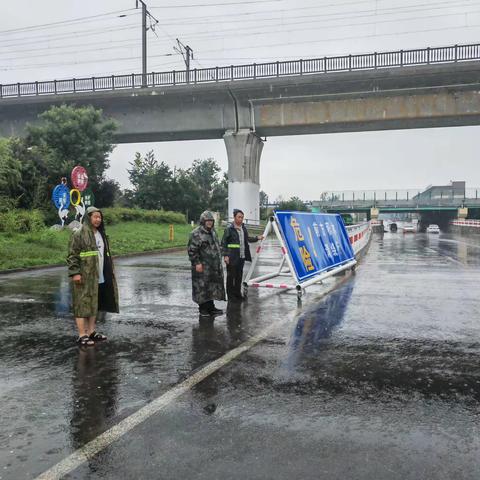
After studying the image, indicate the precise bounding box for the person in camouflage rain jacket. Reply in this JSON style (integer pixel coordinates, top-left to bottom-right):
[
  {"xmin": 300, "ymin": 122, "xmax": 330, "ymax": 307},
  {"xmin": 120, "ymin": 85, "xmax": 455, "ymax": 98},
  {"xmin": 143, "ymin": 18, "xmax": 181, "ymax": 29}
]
[
  {"xmin": 67, "ymin": 206, "xmax": 119, "ymax": 346},
  {"xmin": 187, "ymin": 211, "xmax": 226, "ymax": 316}
]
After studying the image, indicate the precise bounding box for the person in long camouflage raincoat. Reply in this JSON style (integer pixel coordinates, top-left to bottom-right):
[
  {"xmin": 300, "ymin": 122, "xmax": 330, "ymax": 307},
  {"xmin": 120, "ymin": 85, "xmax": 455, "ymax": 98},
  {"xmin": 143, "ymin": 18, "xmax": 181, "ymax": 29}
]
[
  {"xmin": 187, "ymin": 211, "xmax": 226, "ymax": 316},
  {"xmin": 67, "ymin": 206, "xmax": 119, "ymax": 346}
]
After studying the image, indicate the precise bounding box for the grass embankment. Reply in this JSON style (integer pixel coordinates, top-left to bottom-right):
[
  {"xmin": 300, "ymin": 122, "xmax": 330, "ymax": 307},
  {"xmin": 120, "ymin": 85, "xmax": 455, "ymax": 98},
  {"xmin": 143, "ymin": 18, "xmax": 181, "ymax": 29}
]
[{"xmin": 0, "ymin": 222, "xmax": 193, "ymax": 271}]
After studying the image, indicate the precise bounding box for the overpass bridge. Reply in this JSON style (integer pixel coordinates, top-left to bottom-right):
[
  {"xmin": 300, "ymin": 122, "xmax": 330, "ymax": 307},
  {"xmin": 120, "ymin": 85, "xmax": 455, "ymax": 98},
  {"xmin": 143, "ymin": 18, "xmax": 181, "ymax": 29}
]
[
  {"xmin": 311, "ymin": 188, "xmax": 480, "ymax": 224},
  {"xmin": 2, "ymin": 43, "xmax": 480, "ymax": 222}
]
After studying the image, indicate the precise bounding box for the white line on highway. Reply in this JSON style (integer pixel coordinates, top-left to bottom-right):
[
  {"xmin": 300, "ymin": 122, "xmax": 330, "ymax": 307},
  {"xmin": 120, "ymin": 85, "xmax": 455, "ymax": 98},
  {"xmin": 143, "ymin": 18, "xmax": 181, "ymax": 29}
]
[
  {"xmin": 34, "ymin": 277, "xmax": 346, "ymax": 480},
  {"xmin": 35, "ymin": 275, "xmax": 350, "ymax": 480},
  {"xmin": 35, "ymin": 327, "xmax": 274, "ymax": 480}
]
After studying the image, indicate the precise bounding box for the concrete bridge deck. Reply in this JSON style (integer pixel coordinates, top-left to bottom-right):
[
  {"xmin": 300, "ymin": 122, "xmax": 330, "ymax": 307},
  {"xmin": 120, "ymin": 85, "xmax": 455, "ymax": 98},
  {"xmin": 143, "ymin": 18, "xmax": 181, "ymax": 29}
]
[{"xmin": 2, "ymin": 44, "xmax": 480, "ymax": 142}]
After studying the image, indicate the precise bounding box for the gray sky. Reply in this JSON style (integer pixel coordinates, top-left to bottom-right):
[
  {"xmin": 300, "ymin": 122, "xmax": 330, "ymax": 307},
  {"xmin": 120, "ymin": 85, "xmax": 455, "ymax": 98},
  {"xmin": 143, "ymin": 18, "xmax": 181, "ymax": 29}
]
[{"xmin": 2, "ymin": 0, "xmax": 480, "ymax": 199}]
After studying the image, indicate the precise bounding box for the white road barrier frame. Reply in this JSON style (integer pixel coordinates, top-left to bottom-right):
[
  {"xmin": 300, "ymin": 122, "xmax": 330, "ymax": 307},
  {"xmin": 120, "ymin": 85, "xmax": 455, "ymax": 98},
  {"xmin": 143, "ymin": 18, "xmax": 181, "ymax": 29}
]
[{"xmin": 244, "ymin": 216, "xmax": 371, "ymax": 298}]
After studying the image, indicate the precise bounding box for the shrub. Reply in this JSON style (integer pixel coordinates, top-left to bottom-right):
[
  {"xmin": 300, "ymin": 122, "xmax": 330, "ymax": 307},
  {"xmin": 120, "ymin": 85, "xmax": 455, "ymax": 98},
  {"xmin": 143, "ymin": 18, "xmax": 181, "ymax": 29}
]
[
  {"xmin": 0, "ymin": 196, "xmax": 18, "ymax": 211},
  {"xmin": 101, "ymin": 208, "xmax": 186, "ymax": 225},
  {"xmin": 101, "ymin": 208, "xmax": 121, "ymax": 225},
  {"xmin": 23, "ymin": 228, "xmax": 70, "ymax": 248},
  {"xmin": 0, "ymin": 209, "xmax": 45, "ymax": 233}
]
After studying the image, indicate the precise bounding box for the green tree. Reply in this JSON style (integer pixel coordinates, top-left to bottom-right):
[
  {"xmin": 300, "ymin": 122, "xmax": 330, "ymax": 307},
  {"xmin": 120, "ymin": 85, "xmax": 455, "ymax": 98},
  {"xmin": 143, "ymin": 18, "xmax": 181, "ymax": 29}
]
[
  {"xmin": 181, "ymin": 158, "xmax": 228, "ymax": 220},
  {"xmin": 210, "ymin": 172, "xmax": 228, "ymax": 218},
  {"xmin": 189, "ymin": 158, "xmax": 221, "ymax": 204},
  {"xmin": 27, "ymin": 104, "xmax": 117, "ymax": 193},
  {"xmin": 8, "ymin": 138, "xmax": 50, "ymax": 210},
  {"xmin": 0, "ymin": 138, "xmax": 22, "ymax": 203},
  {"xmin": 96, "ymin": 179, "xmax": 123, "ymax": 208},
  {"xmin": 127, "ymin": 150, "xmax": 174, "ymax": 210},
  {"xmin": 259, "ymin": 190, "xmax": 269, "ymax": 219},
  {"xmin": 126, "ymin": 153, "xmax": 228, "ymax": 221},
  {"xmin": 172, "ymin": 170, "xmax": 203, "ymax": 222},
  {"xmin": 277, "ymin": 196, "xmax": 308, "ymax": 211}
]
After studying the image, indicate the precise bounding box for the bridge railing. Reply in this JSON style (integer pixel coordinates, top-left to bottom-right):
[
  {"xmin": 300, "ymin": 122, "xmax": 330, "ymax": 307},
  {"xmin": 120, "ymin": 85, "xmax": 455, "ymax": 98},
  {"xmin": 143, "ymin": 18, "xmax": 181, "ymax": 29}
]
[{"xmin": 2, "ymin": 43, "xmax": 480, "ymax": 99}]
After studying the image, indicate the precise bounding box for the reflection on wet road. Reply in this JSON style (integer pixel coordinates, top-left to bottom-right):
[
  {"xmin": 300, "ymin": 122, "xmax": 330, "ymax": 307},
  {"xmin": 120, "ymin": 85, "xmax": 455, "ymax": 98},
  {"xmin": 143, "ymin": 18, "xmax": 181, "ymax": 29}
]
[{"xmin": 0, "ymin": 232, "xmax": 479, "ymax": 479}]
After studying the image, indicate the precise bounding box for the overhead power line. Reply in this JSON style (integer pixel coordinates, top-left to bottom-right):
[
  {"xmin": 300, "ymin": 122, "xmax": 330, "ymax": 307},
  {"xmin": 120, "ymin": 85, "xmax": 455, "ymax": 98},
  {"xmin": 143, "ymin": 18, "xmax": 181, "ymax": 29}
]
[
  {"xmin": 2, "ymin": 5, "xmax": 475, "ymax": 62},
  {"xmin": 0, "ymin": 37, "xmax": 141, "ymax": 57},
  {"xmin": 4, "ymin": 21, "xmax": 479, "ymax": 74},
  {"xmin": 0, "ymin": 8, "xmax": 137, "ymax": 36},
  {"xmin": 157, "ymin": 0, "xmax": 480, "ymax": 25},
  {"xmin": 154, "ymin": 0, "xmax": 377, "ymax": 21},
  {"xmin": 0, "ymin": 42, "xmax": 149, "ymax": 63},
  {"xmin": 197, "ymin": 23, "xmax": 480, "ymax": 55},
  {"xmin": 0, "ymin": 23, "xmax": 139, "ymax": 48},
  {"xmin": 176, "ymin": 9, "xmax": 479, "ymax": 42},
  {"xmin": 150, "ymin": 0, "xmax": 281, "ymax": 7},
  {"xmin": 0, "ymin": 52, "xmax": 178, "ymax": 71},
  {"xmin": 144, "ymin": 0, "xmax": 480, "ymax": 47},
  {"xmin": 0, "ymin": 23, "xmax": 139, "ymax": 47},
  {"xmin": 155, "ymin": 0, "xmax": 480, "ymax": 27},
  {"xmin": 0, "ymin": 0, "xmax": 475, "ymax": 51}
]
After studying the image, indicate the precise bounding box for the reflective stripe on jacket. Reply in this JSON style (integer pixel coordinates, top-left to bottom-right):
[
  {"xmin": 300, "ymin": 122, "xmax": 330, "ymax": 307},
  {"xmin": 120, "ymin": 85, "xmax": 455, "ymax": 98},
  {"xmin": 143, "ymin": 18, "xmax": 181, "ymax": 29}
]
[{"xmin": 221, "ymin": 223, "xmax": 258, "ymax": 265}]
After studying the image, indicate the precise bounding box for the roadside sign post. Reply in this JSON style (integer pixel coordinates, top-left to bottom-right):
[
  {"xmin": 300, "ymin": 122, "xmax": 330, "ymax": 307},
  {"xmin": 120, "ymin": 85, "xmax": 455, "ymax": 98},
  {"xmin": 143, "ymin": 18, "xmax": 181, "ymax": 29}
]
[{"xmin": 51, "ymin": 166, "xmax": 92, "ymax": 227}]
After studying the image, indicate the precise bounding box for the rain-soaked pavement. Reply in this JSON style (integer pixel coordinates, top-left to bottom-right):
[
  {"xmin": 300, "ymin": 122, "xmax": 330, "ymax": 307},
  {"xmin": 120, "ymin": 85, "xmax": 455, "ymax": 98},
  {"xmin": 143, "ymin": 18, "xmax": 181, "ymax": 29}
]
[{"xmin": 1, "ymin": 231, "xmax": 479, "ymax": 479}]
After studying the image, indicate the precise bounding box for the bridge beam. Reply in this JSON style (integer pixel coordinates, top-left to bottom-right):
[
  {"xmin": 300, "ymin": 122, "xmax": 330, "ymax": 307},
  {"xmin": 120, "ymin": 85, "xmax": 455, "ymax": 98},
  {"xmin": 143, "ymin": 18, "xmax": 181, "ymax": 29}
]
[{"xmin": 223, "ymin": 129, "xmax": 263, "ymax": 224}]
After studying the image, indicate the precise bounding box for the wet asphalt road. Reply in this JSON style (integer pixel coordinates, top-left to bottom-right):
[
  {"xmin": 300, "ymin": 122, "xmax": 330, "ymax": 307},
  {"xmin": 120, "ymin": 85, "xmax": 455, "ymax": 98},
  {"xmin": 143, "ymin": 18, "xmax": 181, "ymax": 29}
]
[{"xmin": 0, "ymin": 232, "xmax": 479, "ymax": 479}]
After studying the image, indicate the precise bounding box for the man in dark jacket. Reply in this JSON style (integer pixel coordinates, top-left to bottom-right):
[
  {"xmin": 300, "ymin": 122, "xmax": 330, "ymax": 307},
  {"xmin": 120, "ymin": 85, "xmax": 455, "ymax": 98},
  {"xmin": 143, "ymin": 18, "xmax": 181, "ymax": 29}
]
[
  {"xmin": 188, "ymin": 211, "xmax": 226, "ymax": 317},
  {"xmin": 222, "ymin": 209, "xmax": 264, "ymax": 301},
  {"xmin": 67, "ymin": 206, "xmax": 119, "ymax": 346}
]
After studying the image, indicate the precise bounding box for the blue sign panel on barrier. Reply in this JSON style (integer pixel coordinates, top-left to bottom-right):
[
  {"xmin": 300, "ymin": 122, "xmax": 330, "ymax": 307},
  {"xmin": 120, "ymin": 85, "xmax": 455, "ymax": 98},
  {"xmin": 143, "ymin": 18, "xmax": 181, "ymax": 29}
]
[{"xmin": 275, "ymin": 211, "xmax": 355, "ymax": 283}]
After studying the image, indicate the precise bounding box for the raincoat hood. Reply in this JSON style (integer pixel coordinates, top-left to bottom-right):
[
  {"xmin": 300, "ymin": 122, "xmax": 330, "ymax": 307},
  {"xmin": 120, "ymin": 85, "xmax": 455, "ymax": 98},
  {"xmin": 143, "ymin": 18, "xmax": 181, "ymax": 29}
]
[
  {"xmin": 86, "ymin": 206, "xmax": 101, "ymax": 215},
  {"xmin": 84, "ymin": 206, "xmax": 104, "ymax": 231},
  {"xmin": 199, "ymin": 210, "xmax": 215, "ymax": 227}
]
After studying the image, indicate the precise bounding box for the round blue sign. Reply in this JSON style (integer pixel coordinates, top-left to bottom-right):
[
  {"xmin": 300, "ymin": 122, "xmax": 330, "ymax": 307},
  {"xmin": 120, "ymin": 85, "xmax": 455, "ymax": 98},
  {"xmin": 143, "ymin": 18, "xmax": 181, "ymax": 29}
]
[{"xmin": 52, "ymin": 184, "xmax": 70, "ymax": 209}]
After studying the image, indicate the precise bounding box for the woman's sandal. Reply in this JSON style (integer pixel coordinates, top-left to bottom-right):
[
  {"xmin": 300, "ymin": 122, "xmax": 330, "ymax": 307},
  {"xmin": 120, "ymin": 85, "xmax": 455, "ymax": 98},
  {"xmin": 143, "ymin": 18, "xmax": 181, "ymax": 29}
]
[
  {"xmin": 89, "ymin": 331, "xmax": 107, "ymax": 341},
  {"xmin": 77, "ymin": 335, "xmax": 94, "ymax": 346}
]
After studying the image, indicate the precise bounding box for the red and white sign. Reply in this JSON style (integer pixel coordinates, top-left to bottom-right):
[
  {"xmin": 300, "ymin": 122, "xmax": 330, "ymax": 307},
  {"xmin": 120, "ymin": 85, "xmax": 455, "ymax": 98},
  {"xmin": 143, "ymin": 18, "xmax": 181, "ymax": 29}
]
[{"xmin": 71, "ymin": 166, "xmax": 89, "ymax": 192}]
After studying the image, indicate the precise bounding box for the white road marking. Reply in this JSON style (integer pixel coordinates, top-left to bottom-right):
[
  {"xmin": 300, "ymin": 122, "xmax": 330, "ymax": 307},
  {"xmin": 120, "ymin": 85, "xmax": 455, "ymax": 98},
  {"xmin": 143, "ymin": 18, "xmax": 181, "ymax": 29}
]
[
  {"xmin": 35, "ymin": 328, "xmax": 273, "ymax": 480},
  {"xmin": 34, "ymin": 277, "xmax": 347, "ymax": 480}
]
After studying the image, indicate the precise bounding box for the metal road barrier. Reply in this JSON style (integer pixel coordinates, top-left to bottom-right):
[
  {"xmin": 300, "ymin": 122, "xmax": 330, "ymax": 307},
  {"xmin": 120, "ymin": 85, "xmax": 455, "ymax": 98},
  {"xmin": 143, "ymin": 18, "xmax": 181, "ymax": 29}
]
[
  {"xmin": 451, "ymin": 219, "xmax": 480, "ymax": 228},
  {"xmin": 346, "ymin": 222, "xmax": 371, "ymax": 255},
  {"xmin": 1, "ymin": 43, "xmax": 480, "ymax": 99}
]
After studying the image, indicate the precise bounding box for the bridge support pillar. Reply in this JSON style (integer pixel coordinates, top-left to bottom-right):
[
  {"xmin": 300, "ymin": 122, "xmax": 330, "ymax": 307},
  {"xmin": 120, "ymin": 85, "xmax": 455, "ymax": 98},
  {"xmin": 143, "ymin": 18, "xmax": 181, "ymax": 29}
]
[
  {"xmin": 457, "ymin": 207, "xmax": 468, "ymax": 219},
  {"xmin": 224, "ymin": 129, "xmax": 263, "ymax": 224},
  {"xmin": 370, "ymin": 207, "xmax": 379, "ymax": 220}
]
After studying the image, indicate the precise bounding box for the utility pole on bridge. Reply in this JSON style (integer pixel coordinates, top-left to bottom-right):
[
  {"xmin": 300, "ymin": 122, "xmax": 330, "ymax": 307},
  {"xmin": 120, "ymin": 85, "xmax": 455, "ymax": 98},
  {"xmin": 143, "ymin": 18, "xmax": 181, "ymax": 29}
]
[
  {"xmin": 136, "ymin": 0, "xmax": 158, "ymax": 87},
  {"xmin": 174, "ymin": 39, "xmax": 194, "ymax": 83}
]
